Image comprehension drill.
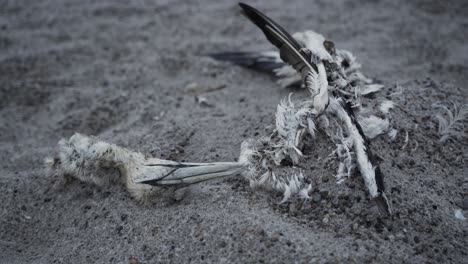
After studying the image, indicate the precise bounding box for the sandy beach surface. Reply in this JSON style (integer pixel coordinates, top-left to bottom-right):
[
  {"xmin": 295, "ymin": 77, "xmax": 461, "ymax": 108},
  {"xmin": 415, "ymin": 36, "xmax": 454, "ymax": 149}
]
[{"xmin": 1, "ymin": 0, "xmax": 467, "ymax": 263}]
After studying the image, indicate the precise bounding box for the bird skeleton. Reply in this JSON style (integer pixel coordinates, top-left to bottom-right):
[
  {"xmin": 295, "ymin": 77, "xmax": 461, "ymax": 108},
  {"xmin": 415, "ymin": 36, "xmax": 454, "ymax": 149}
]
[
  {"xmin": 211, "ymin": 3, "xmax": 393, "ymax": 215},
  {"xmin": 46, "ymin": 3, "xmax": 394, "ymax": 216}
]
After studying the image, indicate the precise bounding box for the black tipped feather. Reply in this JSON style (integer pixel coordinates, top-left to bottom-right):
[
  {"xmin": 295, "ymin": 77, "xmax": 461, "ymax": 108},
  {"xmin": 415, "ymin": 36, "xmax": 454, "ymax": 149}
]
[
  {"xmin": 239, "ymin": 3, "xmax": 302, "ymax": 51},
  {"xmin": 374, "ymin": 193, "xmax": 392, "ymax": 216},
  {"xmin": 338, "ymin": 97, "xmax": 391, "ymax": 215},
  {"xmin": 238, "ymin": 3, "xmax": 317, "ymax": 73}
]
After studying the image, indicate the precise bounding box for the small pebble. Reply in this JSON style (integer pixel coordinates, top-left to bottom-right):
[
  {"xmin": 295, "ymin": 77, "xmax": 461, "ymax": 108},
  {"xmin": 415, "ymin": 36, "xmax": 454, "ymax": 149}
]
[
  {"xmin": 332, "ymin": 198, "xmax": 340, "ymax": 208},
  {"xmin": 402, "ymin": 236, "xmax": 409, "ymax": 243},
  {"xmin": 302, "ymin": 201, "xmax": 312, "ymax": 212},
  {"xmin": 270, "ymin": 234, "xmax": 279, "ymax": 242},
  {"xmin": 320, "ymin": 191, "xmax": 329, "ymax": 199},
  {"xmin": 322, "ymin": 214, "xmax": 330, "ymax": 224},
  {"xmin": 454, "ymin": 209, "xmax": 466, "ymax": 220},
  {"xmin": 195, "ymin": 96, "xmax": 213, "ymax": 107},
  {"xmin": 312, "ymin": 193, "xmax": 322, "ymax": 203},
  {"xmin": 289, "ymin": 203, "xmax": 297, "ymax": 215},
  {"xmin": 219, "ymin": 240, "xmax": 227, "ymax": 248},
  {"xmin": 120, "ymin": 214, "xmax": 128, "ymax": 222},
  {"xmin": 129, "ymin": 256, "xmax": 138, "ymax": 264},
  {"xmin": 185, "ymin": 82, "xmax": 199, "ymax": 92},
  {"xmin": 462, "ymin": 197, "xmax": 468, "ymax": 210}
]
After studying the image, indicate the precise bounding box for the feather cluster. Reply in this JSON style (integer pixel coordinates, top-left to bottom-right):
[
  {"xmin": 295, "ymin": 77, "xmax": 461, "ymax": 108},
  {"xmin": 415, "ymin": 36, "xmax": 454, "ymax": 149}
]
[
  {"xmin": 275, "ymin": 95, "xmax": 315, "ymax": 164},
  {"xmin": 432, "ymin": 102, "xmax": 468, "ymax": 142},
  {"xmin": 238, "ymin": 139, "xmax": 312, "ymax": 203},
  {"xmin": 240, "ymin": 30, "xmax": 395, "ymax": 212},
  {"xmin": 45, "ymin": 133, "xmax": 162, "ymax": 202},
  {"xmin": 330, "ymin": 126, "xmax": 355, "ymax": 184}
]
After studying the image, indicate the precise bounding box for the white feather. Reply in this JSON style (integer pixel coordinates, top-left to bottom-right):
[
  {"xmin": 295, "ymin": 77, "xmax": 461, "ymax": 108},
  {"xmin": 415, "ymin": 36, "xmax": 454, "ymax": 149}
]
[
  {"xmin": 455, "ymin": 209, "xmax": 466, "ymax": 220},
  {"xmin": 358, "ymin": 115, "xmax": 390, "ymax": 139},
  {"xmin": 335, "ymin": 49, "xmax": 362, "ymax": 72},
  {"xmin": 274, "ymin": 65, "xmax": 301, "ymax": 88},
  {"xmin": 293, "ymin": 30, "xmax": 333, "ymax": 62},
  {"xmin": 387, "ymin": 129, "xmax": 398, "ymax": 141},
  {"xmin": 380, "ymin": 100, "xmax": 395, "ymax": 114},
  {"xmin": 360, "ymin": 84, "xmax": 385, "ymax": 95},
  {"xmin": 432, "ymin": 102, "xmax": 468, "ymax": 142}
]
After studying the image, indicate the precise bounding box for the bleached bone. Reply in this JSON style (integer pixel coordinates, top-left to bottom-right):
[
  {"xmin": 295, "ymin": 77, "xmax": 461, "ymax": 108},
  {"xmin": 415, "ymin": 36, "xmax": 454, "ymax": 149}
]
[
  {"xmin": 46, "ymin": 133, "xmax": 246, "ymax": 203},
  {"xmin": 327, "ymin": 97, "xmax": 391, "ymax": 214}
]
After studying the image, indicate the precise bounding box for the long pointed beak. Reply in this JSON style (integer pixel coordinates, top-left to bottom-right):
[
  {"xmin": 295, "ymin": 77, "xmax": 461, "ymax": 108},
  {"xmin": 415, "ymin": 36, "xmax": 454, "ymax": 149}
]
[{"xmin": 132, "ymin": 161, "xmax": 247, "ymax": 186}]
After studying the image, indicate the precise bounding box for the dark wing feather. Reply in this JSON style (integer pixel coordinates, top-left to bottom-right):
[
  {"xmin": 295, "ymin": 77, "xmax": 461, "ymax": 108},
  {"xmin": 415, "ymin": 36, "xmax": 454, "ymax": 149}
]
[
  {"xmin": 207, "ymin": 51, "xmax": 285, "ymax": 72},
  {"xmin": 239, "ymin": 3, "xmax": 318, "ymax": 73}
]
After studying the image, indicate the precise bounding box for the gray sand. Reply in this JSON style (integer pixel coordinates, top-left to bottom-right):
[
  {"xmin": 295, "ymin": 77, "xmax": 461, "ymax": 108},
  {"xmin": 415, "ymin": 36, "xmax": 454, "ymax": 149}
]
[{"xmin": 1, "ymin": 0, "xmax": 467, "ymax": 263}]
